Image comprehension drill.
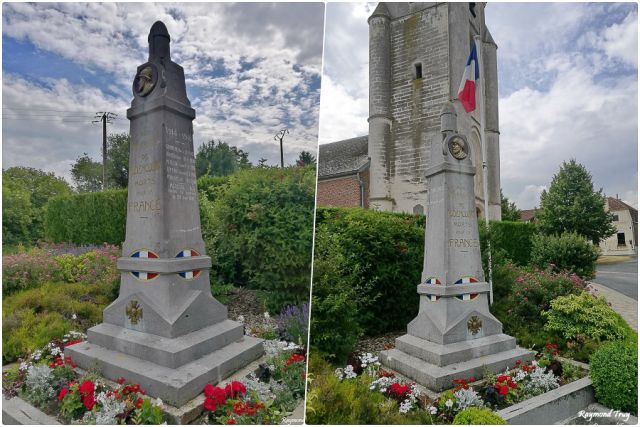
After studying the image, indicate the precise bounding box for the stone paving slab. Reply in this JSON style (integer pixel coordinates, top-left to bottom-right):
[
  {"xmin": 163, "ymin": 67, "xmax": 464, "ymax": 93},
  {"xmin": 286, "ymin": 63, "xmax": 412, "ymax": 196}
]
[{"xmin": 588, "ymin": 282, "xmax": 637, "ymax": 331}]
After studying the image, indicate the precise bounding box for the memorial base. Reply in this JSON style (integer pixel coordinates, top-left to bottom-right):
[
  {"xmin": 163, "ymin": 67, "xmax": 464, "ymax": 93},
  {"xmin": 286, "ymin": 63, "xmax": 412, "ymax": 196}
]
[
  {"xmin": 380, "ymin": 334, "xmax": 534, "ymax": 391},
  {"xmin": 67, "ymin": 321, "xmax": 263, "ymax": 407}
]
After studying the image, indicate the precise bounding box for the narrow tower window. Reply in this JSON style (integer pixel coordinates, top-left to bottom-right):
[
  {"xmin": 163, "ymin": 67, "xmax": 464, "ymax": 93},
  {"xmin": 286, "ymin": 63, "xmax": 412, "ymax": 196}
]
[{"xmin": 414, "ymin": 63, "xmax": 423, "ymax": 80}]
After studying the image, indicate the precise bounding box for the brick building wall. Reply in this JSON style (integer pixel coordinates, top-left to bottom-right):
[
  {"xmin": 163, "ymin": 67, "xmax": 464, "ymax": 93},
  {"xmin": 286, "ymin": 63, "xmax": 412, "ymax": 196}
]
[{"xmin": 316, "ymin": 171, "xmax": 370, "ymax": 208}]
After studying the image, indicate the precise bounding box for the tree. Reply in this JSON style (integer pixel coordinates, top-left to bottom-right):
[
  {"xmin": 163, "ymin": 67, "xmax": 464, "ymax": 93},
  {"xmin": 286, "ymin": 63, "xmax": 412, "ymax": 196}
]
[
  {"xmin": 500, "ymin": 189, "xmax": 521, "ymax": 221},
  {"xmin": 71, "ymin": 154, "xmax": 103, "ymax": 192},
  {"xmin": 537, "ymin": 159, "xmax": 616, "ymax": 244},
  {"xmin": 296, "ymin": 150, "xmax": 316, "ymax": 167},
  {"xmin": 2, "ymin": 167, "xmax": 72, "ymax": 244},
  {"xmin": 257, "ymin": 158, "xmax": 269, "ymax": 168},
  {"xmin": 195, "ymin": 139, "xmax": 251, "ymax": 178},
  {"xmin": 106, "ymin": 133, "xmax": 130, "ymax": 189}
]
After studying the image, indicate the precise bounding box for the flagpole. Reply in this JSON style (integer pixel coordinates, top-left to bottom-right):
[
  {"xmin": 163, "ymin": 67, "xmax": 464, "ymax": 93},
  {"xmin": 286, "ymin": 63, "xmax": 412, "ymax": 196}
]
[{"xmin": 474, "ymin": 34, "xmax": 494, "ymax": 305}]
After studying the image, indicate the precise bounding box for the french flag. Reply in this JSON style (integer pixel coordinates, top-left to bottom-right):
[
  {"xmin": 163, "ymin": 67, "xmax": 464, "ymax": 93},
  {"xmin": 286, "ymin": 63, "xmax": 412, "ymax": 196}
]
[{"xmin": 457, "ymin": 44, "xmax": 480, "ymax": 113}]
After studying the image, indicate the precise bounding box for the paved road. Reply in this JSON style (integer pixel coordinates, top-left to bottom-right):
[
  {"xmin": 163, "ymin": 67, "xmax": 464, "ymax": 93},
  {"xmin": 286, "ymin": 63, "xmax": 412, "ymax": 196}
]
[{"xmin": 594, "ymin": 256, "xmax": 638, "ymax": 300}]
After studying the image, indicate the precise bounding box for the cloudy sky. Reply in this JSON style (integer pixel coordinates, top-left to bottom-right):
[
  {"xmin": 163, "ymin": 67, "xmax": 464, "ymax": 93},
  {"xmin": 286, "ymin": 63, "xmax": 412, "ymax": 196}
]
[
  {"xmin": 2, "ymin": 2, "xmax": 324, "ymax": 185},
  {"xmin": 319, "ymin": 2, "xmax": 638, "ymax": 209}
]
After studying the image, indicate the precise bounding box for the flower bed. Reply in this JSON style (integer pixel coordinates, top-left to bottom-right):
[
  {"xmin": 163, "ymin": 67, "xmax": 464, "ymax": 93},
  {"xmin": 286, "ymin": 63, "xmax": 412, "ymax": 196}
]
[
  {"xmin": 2, "ymin": 337, "xmax": 165, "ymax": 424},
  {"xmin": 310, "ymin": 343, "xmax": 586, "ymax": 424}
]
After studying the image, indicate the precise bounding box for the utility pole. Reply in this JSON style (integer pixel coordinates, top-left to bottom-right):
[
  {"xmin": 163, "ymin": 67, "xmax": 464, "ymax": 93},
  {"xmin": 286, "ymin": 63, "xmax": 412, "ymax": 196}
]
[
  {"xmin": 274, "ymin": 128, "xmax": 289, "ymax": 168},
  {"xmin": 93, "ymin": 112, "xmax": 117, "ymax": 189}
]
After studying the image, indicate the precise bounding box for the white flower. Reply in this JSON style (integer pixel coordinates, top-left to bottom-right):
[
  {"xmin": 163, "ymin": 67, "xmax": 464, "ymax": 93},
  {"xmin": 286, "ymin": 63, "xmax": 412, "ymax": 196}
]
[
  {"xmin": 32, "ymin": 350, "xmax": 42, "ymax": 361},
  {"xmin": 237, "ymin": 315, "xmax": 245, "ymax": 323},
  {"xmin": 264, "ymin": 312, "xmax": 270, "ymax": 320},
  {"xmin": 19, "ymin": 362, "xmax": 30, "ymax": 371},
  {"xmin": 343, "ymin": 365, "xmax": 357, "ymax": 379},
  {"xmin": 429, "ymin": 406, "xmax": 438, "ymax": 415},
  {"xmin": 399, "ymin": 399, "xmax": 413, "ymax": 414},
  {"xmin": 72, "ymin": 313, "xmax": 77, "ymax": 320},
  {"xmin": 445, "ymin": 399, "xmax": 453, "ymax": 409},
  {"xmin": 454, "ymin": 387, "xmax": 484, "ymax": 410}
]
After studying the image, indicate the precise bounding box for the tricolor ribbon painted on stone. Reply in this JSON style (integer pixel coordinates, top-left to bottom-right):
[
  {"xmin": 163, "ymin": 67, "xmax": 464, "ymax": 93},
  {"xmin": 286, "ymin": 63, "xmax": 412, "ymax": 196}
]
[
  {"xmin": 176, "ymin": 249, "xmax": 201, "ymax": 279},
  {"xmin": 455, "ymin": 277, "xmax": 479, "ymax": 284},
  {"xmin": 130, "ymin": 250, "xmax": 159, "ymax": 281},
  {"xmin": 456, "ymin": 293, "xmax": 479, "ymax": 301},
  {"xmin": 457, "ymin": 44, "xmax": 479, "ymax": 113},
  {"xmin": 423, "ymin": 277, "xmax": 441, "ymax": 285}
]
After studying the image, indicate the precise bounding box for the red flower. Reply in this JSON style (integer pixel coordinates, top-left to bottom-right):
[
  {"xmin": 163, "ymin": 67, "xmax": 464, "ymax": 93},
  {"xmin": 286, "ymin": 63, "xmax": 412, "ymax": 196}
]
[
  {"xmin": 232, "ymin": 402, "xmax": 245, "ymax": 415},
  {"xmin": 545, "ymin": 343, "xmax": 558, "ymax": 350},
  {"xmin": 64, "ymin": 339, "xmax": 83, "ymax": 347},
  {"xmin": 515, "ymin": 360, "xmax": 521, "ymax": 365},
  {"xmin": 469, "ymin": 377, "xmax": 476, "ymax": 382},
  {"xmin": 285, "ymin": 353, "xmax": 305, "ymax": 366},
  {"xmin": 210, "ymin": 386, "xmax": 227, "ymax": 405},
  {"xmin": 117, "ymin": 377, "xmax": 126, "ymax": 385},
  {"xmin": 83, "ymin": 394, "xmax": 96, "ymax": 410},
  {"xmin": 204, "ymin": 397, "xmax": 218, "ymax": 412},
  {"xmin": 58, "ymin": 387, "xmax": 69, "ymax": 401},
  {"xmin": 225, "ymin": 381, "xmax": 247, "ymax": 398},
  {"xmin": 226, "ymin": 419, "xmax": 236, "ymax": 425},
  {"xmin": 136, "ymin": 398, "xmax": 144, "ymax": 409},
  {"xmin": 499, "ymin": 385, "xmax": 509, "ymax": 396},
  {"xmin": 204, "ymin": 384, "xmax": 215, "ymax": 397},
  {"xmin": 380, "ymin": 370, "xmax": 395, "ymax": 378},
  {"xmin": 388, "ymin": 382, "xmax": 410, "ymax": 398},
  {"xmin": 78, "ymin": 380, "xmax": 95, "ymax": 396}
]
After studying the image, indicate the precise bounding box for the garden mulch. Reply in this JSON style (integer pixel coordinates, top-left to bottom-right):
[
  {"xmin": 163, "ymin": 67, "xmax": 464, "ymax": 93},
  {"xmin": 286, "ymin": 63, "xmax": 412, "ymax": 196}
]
[
  {"xmin": 353, "ymin": 330, "xmax": 404, "ymax": 354},
  {"xmin": 226, "ymin": 287, "xmax": 271, "ymax": 334}
]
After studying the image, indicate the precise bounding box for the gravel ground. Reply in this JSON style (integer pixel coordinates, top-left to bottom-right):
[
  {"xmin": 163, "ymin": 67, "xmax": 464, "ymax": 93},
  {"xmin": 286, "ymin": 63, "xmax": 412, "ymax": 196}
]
[
  {"xmin": 225, "ymin": 287, "xmax": 276, "ymax": 335},
  {"xmin": 353, "ymin": 330, "xmax": 404, "ymax": 354}
]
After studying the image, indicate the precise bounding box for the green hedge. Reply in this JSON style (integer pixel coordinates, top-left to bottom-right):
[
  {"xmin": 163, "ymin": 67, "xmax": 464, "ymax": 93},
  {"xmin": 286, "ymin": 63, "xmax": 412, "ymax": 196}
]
[
  {"xmin": 202, "ymin": 167, "xmax": 316, "ymax": 312},
  {"xmin": 313, "ymin": 207, "xmax": 424, "ymax": 339},
  {"xmin": 45, "ymin": 189, "xmax": 127, "ymax": 245},
  {"xmin": 480, "ymin": 220, "xmax": 537, "ymax": 269},
  {"xmin": 590, "ymin": 341, "xmax": 638, "ymax": 414}
]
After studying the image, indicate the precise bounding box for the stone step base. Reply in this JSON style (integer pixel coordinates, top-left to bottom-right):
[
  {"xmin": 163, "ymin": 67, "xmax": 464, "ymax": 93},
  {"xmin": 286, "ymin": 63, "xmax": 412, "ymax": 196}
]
[
  {"xmin": 395, "ymin": 333, "xmax": 516, "ymax": 367},
  {"xmin": 380, "ymin": 346, "xmax": 534, "ymax": 391},
  {"xmin": 87, "ymin": 320, "xmax": 243, "ymax": 368},
  {"xmin": 66, "ymin": 335, "xmax": 263, "ymax": 407}
]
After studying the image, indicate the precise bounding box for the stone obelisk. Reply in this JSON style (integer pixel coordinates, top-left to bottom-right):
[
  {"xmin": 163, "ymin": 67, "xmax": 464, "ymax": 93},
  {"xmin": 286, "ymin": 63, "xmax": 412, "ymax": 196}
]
[
  {"xmin": 68, "ymin": 22, "xmax": 263, "ymax": 407},
  {"xmin": 380, "ymin": 103, "xmax": 532, "ymax": 391}
]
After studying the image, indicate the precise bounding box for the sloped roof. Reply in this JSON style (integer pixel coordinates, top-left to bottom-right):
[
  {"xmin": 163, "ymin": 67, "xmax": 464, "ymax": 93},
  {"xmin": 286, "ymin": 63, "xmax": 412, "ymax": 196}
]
[
  {"xmin": 608, "ymin": 197, "xmax": 638, "ymax": 223},
  {"xmin": 520, "ymin": 209, "xmax": 537, "ymax": 222},
  {"xmin": 318, "ymin": 136, "xmax": 369, "ymax": 178}
]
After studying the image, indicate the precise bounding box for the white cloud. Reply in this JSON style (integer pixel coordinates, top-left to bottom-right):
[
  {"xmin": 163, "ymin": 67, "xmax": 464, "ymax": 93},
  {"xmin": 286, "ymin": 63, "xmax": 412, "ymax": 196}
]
[{"xmin": 2, "ymin": 2, "xmax": 324, "ymax": 180}]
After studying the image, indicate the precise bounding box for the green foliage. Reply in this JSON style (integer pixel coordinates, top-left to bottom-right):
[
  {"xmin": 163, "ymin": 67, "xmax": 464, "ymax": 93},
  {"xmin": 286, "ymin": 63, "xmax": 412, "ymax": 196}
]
[
  {"xmin": 106, "ymin": 133, "xmax": 130, "ymax": 189},
  {"xmin": 500, "ymin": 189, "xmax": 521, "ymax": 222},
  {"xmin": 270, "ymin": 352, "xmax": 306, "ymax": 400},
  {"xmin": 71, "ymin": 153, "xmax": 103, "ymax": 192},
  {"xmin": 310, "ymin": 229, "xmax": 363, "ymax": 363},
  {"xmin": 2, "ymin": 167, "xmax": 72, "ymax": 244},
  {"xmin": 197, "ymin": 175, "xmax": 230, "ymax": 202},
  {"xmin": 131, "ymin": 398, "xmax": 166, "ymax": 424},
  {"xmin": 296, "ymin": 150, "xmax": 316, "ymax": 166},
  {"xmin": 313, "ymin": 207, "xmax": 424, "ymax": 336},
  {"xmin": 45, "ymin": 189, "xmax": 127, "ymax": 245},
  {"xmin": 204, "ymin": 167, "xmax": 315, "ymax": 312},
  {"xmin": 537, "ymin": 159, "xmax": 616, "ymax": 244},
  {"xmin": 530, "ymin": 232, "xmax": 600, "ymax": 279},
  {"xmin": 60, "ymin": 386, "xmax": 86, "ymax": 420},
  {"xmin": 195, "ymin": 139, "xmax": 251, "ymax": 178},
  {"xmin": 305, "ymin": 355, "xmax": 433, "ymax": 425},
  {"xmin": 589, "ymin": 341, "xmax": 638, "ymax": 414},
  {"xmin": 3, "ymin": 282, "xmax": 114, "ymax": 362},
  {"xmin": 453, "ymin": 407, "xmax": 507, "ymax": 425},
  {"xmin": 3, "ymin": 247, "xmax": 58, "ymax": 294},
  {"xmin": 543, "ymin": 292, "xmax": 634, "ymax": 342},
  {"xmin": 487, "ymin": 221, "xmax": 537, "ymax": 266}
]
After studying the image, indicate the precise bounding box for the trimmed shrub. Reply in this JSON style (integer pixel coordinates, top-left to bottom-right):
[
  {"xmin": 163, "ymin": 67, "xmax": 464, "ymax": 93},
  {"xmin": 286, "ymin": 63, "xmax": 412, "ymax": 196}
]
[
  {"xmin": 45, "ymin": 189, "xmax": 127, "ymax": 245},
  {"xmin": 543, "ymin": 292, "xmax": 634, "ymax": 342},
  {"xmin": 489, "ymin": 221, "xmax": 537, "ymax": 266},
  {"xmin": 313, "ymin": 207, "xmax": 424, "ymax": 336},
  {"xmin": 310, "ymin": 230, "xmax": 362, "ymax": 363},
  {"xmin": 197, "ymin": 175, "xmax": 230, "ymax": 202},
  {"xmin": 2, "ymin": 282, "xmax": 116, "ymax": 362},
  {"xmin": 590, "ymin": 341, "xmax": 638, "ymax": 414},
  {"xmin": 203, "ymin": 167, "xmax": 315, "ymax": 312},
  {"xmin": 453, "ymin": 407, "xmax": 507, "ymax": 425},
  {"xmin": 530, "ymin": 232, "xmax": 600, "ymax": 279}
]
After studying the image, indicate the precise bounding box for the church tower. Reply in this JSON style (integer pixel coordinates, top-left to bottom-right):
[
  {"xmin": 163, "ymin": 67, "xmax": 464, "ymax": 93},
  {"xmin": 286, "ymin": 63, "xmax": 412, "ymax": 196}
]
[{"xmin": 367, "ymin": 2, "xmax": 501, "ymax": 219}]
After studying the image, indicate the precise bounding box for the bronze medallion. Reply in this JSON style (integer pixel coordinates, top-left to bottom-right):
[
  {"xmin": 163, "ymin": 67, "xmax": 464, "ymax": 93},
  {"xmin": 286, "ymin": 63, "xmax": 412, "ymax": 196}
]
[
  {"xmin": 447, "ymin": 135, "xmax": 468, "ymax": 160},
  {"xmin": 133, "ymin": 64, "xmax": 157, "ymax": 97},
  {"xmin": 467, "ymin": 315, "xmax": 482, "ymax": 335},
  {"xmin": 126, "ymin": 300, "xmax": 143, "ymax": 324}
]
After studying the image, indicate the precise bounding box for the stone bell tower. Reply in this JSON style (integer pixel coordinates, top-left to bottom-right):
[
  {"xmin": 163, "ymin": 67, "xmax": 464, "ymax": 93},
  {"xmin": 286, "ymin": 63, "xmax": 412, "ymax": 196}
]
[{"xmin": 367, "ymin": 2, "xmax": 501, "ymax": 219}]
